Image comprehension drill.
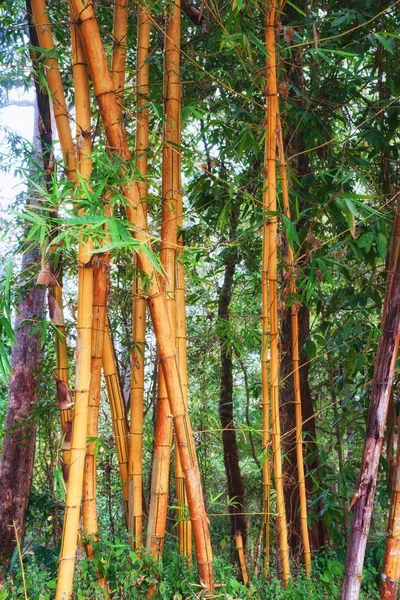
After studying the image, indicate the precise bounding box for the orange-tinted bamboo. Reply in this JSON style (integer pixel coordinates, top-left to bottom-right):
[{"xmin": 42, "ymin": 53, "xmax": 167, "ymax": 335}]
[
  {"xmin": 146, "ymin": 0, "xmax": 182, "ymax": 558},
  {"xmin": 276, "ymin": 108, "xmax": 311, "ymax": 575},
  {"xmin": 111, "ymin": 0, "xmax": 128, "ymax": 113},
  {"xmin": 67, "ymin": 1, "xmax": 214, "ymax": 592},
  {"xmin": 103, "ymin": 321, "xmax": 129, "ymax": 519},
  {"xmin": 265, "ymin": 0, "xmax": 290, "ymax": 586},
  {"xmin": 128, "ymin": 2, "xmax": 151, "ymax": 550},
  {"xmin": 175, "ymin": 45, "xmax": 192, "ymax": 562}
]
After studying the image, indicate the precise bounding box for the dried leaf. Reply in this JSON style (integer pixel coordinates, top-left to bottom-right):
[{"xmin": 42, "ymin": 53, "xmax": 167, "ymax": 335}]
[
  {"xmin": 284, "ymin": 26, "xmax": 295, "ymax": 43},
  {"xmin": 48, "ymin": 294, "xmax": 65, "ymax": 326},
  {"xmin": 37, "ymin": 263, "xmax": 57, "ymax": 286}
]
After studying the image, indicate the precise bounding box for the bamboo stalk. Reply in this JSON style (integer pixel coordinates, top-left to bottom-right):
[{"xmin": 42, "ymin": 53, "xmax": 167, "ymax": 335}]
[
  {"xmin": 103, "ymin": 320, "xmax": 130, "ymax": 519},
  {"xmin": 111, "ymin": 0, "xmax": 128, "ymax": 114},
  {"xmin": 235, "ymin": 533, "xmax": 249, "ymax": 586},
  {"xmin": 175, "ymin": 52, "xmax": 192, "ymax": 562},
  {"xmin": 276, "ymin": 107, "xmax": 311, "ymax": 575},
  {"xmin": 146, "ymin": 0, "xmax": 181, "ymax": 556},
  {"xmin": 128, "ymin": 1, "xmax": 151, "ymax": 550},
  {"xmin": 261, "ymin": 130, "xmax": 271, "ymax": 577},
  {"xmin": 265, "ymin": 0, "xmax": 290, "ymax": 586},
  {"xmin": 54, "ymin": 5, "xmax": 95, "ymax": 596},
  {"xmin": 67, "ymin": 2, "xmax": 214, "ymax": 592}
]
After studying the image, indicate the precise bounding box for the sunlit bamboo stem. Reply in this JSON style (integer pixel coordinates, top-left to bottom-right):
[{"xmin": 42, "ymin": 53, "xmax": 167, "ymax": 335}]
[
  {"xmin": 235, "ymin": 533, "xmax": 249, "ymax": 586},
  {"xmin": 276, "ymin": 107, "xmax": 311, "ymax": 575},
  {"xmin": 265, "ymin": 0, "xmax": 290, "ymax": 586},
  {"xmin": 146, "ymin": 0, "xmax": 181, "ymax": 557},
  {"xmin": 128, "ymin": 1, "xmax": 151, "ymax": 550},
  {"xmin": 103, "ymin": 320, "xmax": 130, "ymax": 519}
]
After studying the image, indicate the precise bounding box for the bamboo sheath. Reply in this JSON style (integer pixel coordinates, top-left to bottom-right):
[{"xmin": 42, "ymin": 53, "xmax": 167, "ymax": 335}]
[
  {"xmin": 103, "ymin": 321, "xmax": 130, "ymax": 519},
  {"xmin": 276, "ymin": 108, "xmax": 311, "ymax": 575},
  {"xmin": 128, "ymin": 2, "xmax": 151, "ymax": 550},
  {"xmin": 68, "ymin": 1, "xmax": 214, "ymax": 592},
  {"xmin": 146, "ymin": 0, "xmax": 181, "ymax": 558},
  {"xmin": 265, "ymin": 0, "xmax": 290, "ymax": 586}
]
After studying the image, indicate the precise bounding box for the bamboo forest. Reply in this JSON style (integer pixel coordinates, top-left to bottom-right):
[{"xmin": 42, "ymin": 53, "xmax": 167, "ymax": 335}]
[{"xmin": 1, "ymin": 0, "xmax": 400, "ymax": 598}]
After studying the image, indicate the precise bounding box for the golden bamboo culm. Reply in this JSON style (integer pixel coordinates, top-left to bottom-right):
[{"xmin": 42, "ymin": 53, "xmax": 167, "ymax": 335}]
[
  {"xmin": 67, "ymin": 0, "xmax": 214, "ymax": 592},
  {"xmin": 103, "ymin": 321, "xmax": 130, "ymax": 520},
  {"xmin": 276, "ymin": 107, "xmax": 311, "ymax": 575},
  {"xmin": 128, "ymin": 1, "xmax": 151, "ymax": 550},
  {"xmin": 146, "ymin": 0, "xmax": 183, "ymax": 559},
  {"xmin": 265, "ymin": 0, "xmax": 291, "ymax": 586}
]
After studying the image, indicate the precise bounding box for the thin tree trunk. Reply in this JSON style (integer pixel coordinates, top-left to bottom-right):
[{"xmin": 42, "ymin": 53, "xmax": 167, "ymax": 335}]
[
  {"xmin": 342, "ymin": 201, "xmax": 400, "ymax": 600},
  {"xmin": 265, "ymin": 0, "xmax": 290, "ymax": 586},
  {"xmin": 0, "ymin": 99, "xmax": 46, "ymax": 571},
  {"xmin": 217, "ymin": 205, "xmax": 247, "ymax": 550},
  {"xmin": 129, "ymin": 1, "xmax": 151, "ymax": 550},
  {"xmin": 67, "ymin": 1, "xmax": 214, "ymax": 593}
]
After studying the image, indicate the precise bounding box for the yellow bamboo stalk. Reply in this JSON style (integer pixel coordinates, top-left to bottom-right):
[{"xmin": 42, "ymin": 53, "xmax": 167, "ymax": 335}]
[
  {"xmin": 235, "ymin": 533, "xmax": 249, "ymax": 586},
  {"xmin": 128, "ymin": 1, "xmax": 151, "ymax": 550},
  {"xmin": 265, "ymin": 0, "xmax": 290, "ymax": 586},
  {"xmin": 146, "ymin": 0, "xmax": 181, "ymax": 556},
  {"xmin": 103, "ymin": 320, "xmax": 130, "ymax": 519},
  {"xmin": 55, "ymin": 5, "xmax": 95, "ymax": 596},
  {"xmin": 67, "ymin": 0, "xmax": 214, "ymax": 592},
  {"xmin": 261, "ymin": 131, "xmax": 271, "ymax": 577},
  {"xmin": 276, "ymin": 108, "xmax": 311, "ymax": 575}
]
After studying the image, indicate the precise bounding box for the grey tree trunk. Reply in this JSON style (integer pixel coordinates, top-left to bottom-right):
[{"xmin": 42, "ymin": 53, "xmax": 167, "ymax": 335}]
[{"xmin": 341, "ymin": 203, "xmax": 400, "ymax": 600}]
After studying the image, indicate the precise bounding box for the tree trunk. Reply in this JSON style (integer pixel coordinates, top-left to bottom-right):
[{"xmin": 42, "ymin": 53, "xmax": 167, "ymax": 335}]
[
  {"xmin": 0, "ymin": 98, "xmax": 47, "ymax": 570},
  {"xmin": 341, "ymin": 201, "xmax": 400, "ymax": 600},
  {"xmin": 217, "ymin": 204, "xmax": 247, "ymax": 549}
]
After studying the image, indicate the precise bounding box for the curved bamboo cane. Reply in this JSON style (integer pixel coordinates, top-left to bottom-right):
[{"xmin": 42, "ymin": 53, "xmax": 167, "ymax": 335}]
[
  {"xmin": 30, "ymin": 0, "xmax": 73, "ymax": 479},
  {"xmin": 276, "ymin": 107, "xmax": 311, "ymax": 575},
  {"xmin": 128, "ymin": 2, "xmax": 151, "ymax": 550},
  {"xmin": 265, "ymin": 0, "xmax": 290, "ymax": 586},
  {"xmin": 103, "ymin": 320, "xmax": 130, "ymax": 519},
  {"xmin": 146, "ymin": 0, "xmax": 181, "ymax": 558},
  {"xmin": 67, "ymin": 1, "xmax": 214, "ymax": 593}
]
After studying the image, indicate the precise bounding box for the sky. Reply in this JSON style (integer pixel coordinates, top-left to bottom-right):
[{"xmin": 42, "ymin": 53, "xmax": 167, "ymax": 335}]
[{"xmin": 0, "ymin": 87, "xmax": 35, "ymax": 210}]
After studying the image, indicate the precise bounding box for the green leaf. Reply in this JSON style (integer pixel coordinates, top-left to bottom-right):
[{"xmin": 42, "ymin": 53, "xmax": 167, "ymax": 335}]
[
  {"xmin": 374, "ymin": 33, "xmax": 394, "ymax": 54},
  {"xmin": 282, "ymin": 214, "xmax": 300, "ymax": 250}
]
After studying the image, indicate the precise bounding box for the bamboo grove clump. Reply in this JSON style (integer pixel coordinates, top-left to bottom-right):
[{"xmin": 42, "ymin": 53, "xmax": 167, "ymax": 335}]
[{"xmin": 3, "ymin": 0, "xmax": 399, "ymax": 597}]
